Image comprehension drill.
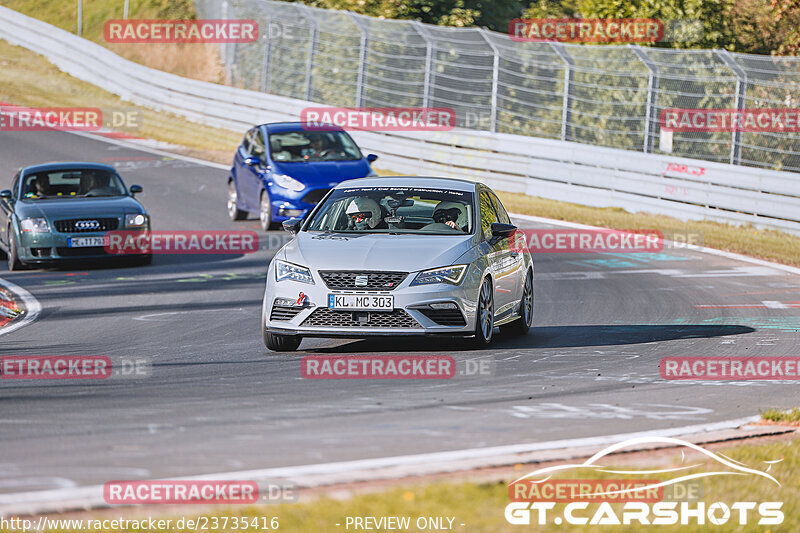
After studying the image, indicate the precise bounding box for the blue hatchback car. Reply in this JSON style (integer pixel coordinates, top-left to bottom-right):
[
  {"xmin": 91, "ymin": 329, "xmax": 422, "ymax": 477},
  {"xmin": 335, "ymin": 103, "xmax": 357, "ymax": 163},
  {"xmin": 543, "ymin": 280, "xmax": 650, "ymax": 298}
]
[{"xmin": 227, "ymin": 122, "xmax": 378, "ymax": 230}]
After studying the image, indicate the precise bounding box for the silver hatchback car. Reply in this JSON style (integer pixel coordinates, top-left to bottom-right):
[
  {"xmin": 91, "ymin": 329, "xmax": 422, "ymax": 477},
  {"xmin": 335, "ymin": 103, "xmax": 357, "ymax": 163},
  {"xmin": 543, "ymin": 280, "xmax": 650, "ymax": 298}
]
[{"xmin": 261, "ymin": 177, "xmax": 533, "ymax": 351}]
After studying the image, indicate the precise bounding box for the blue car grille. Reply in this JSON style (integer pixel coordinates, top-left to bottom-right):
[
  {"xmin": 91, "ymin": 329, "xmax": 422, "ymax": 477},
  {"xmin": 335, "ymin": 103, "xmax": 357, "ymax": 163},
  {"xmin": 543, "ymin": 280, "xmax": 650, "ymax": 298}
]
[
  {"xmin": 301, "ymin": 188, "xmax": 331, "ymax": 204},
  {"xmin": 54, "ymin": 217, "xmax": 119, "ymax": 233}
]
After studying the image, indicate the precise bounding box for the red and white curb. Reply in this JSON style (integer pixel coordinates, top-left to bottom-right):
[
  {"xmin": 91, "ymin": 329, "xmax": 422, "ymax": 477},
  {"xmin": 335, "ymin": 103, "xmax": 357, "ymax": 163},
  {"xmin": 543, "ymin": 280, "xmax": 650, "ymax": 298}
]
[{"xmin": 0, "ymin": 278, "xmax": 40, "ymax": 336}]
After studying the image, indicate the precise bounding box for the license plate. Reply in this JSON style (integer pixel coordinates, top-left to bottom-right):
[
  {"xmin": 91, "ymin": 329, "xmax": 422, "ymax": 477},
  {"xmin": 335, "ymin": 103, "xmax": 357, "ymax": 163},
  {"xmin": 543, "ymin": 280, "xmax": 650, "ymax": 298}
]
[
  {"xmin": 68, "ymin": 236, "xmax": 107, "ymax": 248},
  {"xmin": 328, "ymin": 294, "xmax": 394, "ymax": 311}
]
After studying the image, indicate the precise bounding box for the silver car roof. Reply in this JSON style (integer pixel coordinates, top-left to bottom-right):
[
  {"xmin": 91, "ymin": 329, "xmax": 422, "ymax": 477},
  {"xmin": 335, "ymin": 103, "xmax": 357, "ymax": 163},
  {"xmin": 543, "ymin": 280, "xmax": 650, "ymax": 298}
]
[{"xmin": 334, "ymin": 176, "xmax": 478, "ymax": 192}]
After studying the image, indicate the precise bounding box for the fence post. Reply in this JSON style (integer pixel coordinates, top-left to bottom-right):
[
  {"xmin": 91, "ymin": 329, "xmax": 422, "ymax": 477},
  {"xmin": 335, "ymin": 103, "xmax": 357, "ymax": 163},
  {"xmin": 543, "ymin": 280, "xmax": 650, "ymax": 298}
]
[
  {"xmin": 478, "ymin": 28, "xmax": 499, "ymax": 133},
  {"xmin": 549, "ymin": 43, "xmax": 574, "ymax": 142},
  {"xmin": 412, "ymin": 21, "xmax": 434, "ymax": 109},
  {"xmin": 298, "ymin": 5, "xmax": 318, "ymax": 101},
  {"xmin": 631, "ymin": 45, "xmax": 659, "ymax": 153},
  {"xmin": 714, "ymin": 49, "xmax": 747, "ymax": 165},
  {"xmin": 347, "ymin": 12, "xmax": 369, "ymax": 108},
  {"xmin": 259, "ymin": 16, "xmax": 272, "ymax": 93}
]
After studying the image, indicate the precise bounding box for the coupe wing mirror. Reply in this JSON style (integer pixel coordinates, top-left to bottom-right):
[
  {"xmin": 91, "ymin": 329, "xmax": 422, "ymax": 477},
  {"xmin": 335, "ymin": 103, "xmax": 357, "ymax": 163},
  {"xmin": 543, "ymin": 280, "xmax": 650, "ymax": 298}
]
[
  {"xmin": 129, "ymin": 184, "xmax": 143, "ymax": 195},
  {"xmin": 0, "ymin": 189, "xmax": 11, "ymax": 200},
  {"xmin": 282, "ymin": 218, "xmax": 303, "ymax": 234}
]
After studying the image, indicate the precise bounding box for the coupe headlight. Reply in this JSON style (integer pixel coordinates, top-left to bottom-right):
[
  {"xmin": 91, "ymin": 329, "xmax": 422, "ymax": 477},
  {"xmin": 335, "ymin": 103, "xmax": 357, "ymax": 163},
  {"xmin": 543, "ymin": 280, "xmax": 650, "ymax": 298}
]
[
  {"xmin": 275, "ymin": 260, "xmax": 314, "ymax": 284},
  {"xmin": 411, "ymin": 265, "xmax": 468, "ymax": 286},
  {"xmin": 273, "ymin": 174, "xmax": 305, "ymax": 192},
  {"xmin": 20, "ymin": 217, "xmax": 50, "ymax": 233},
  {"xmin": 125, "ymin": 213, "xmax": 149, "ymax": 228}
]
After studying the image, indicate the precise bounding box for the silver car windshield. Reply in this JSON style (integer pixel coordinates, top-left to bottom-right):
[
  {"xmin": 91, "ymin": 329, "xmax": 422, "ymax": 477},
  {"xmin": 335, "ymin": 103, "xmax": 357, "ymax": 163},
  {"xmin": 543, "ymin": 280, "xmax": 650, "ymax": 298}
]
[
  {"xmin": 21, "ymin": 169, "xmax": 128, "ymax": 200},
  {"xmin": 305, "ymin": 186, "xmax": 475, "ymax": 235}
]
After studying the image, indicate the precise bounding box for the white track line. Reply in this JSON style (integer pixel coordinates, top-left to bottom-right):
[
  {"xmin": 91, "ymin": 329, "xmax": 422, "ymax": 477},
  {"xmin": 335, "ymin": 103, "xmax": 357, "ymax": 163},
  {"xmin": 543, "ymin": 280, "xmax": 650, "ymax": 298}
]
[{"xmin": 0, "ymin": 415, "xmax": 760, "ymax": 515}]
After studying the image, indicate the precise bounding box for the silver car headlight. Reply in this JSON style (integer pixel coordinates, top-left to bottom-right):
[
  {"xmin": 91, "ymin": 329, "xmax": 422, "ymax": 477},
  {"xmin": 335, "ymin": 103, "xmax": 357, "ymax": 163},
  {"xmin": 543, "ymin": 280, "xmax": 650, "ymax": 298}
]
[
  {"xmin": 273, "ymin": 174, "xmax": 305, "ymax": 192},
  {"xmin": 124, "ymin": 213, "xmax": 149, "ymax": 228},
  {"xmin": 411, "ymin": 264, "xmax": 468, "ymax": 286},
  {"xmin": 275, "ymin": 260, "xmax": 314, "ymax": 284},
  {"xmin": 20, "ymin": 217, "xmax": 50, "ymax": 233}
]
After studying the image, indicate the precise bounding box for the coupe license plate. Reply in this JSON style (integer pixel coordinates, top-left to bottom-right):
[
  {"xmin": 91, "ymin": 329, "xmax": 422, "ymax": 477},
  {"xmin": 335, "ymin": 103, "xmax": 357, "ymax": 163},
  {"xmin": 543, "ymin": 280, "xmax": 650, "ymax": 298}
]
[
  {"xmin": 328, "ymin": 294, "xmax": 393, "ymax": 311},
  {"xmin": 68, "ymin": 236, "xmax": 107, "ymax": 248}
]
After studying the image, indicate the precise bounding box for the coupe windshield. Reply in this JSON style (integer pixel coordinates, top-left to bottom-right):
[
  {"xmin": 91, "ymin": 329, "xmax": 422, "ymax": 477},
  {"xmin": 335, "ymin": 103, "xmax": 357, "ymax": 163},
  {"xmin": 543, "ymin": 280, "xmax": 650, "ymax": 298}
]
[
  {"xmin": 21, "ymin": 169, "xmax": 127, "ymax": 199},
  {"xmin": 268, "ymin": 130, "xmax": 363, "ymax": 162},
  {"xmin": 305, "ymin": 186, "xmax": 474, "ymax": 235}
]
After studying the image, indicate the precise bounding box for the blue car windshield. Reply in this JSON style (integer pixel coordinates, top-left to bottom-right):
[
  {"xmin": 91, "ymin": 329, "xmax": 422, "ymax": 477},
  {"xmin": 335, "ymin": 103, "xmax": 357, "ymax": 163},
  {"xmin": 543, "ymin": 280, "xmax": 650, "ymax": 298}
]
[
  {"xmin": 21, "ymin": 169, "xmax": 127, "ymax": 200},
  {"xmin": 305, "ymin": 186, "xmax": 475, "ymax": 235},
  {"xmin": 268, "ymin": 131, "xmax": 363, "ymax": 162}
]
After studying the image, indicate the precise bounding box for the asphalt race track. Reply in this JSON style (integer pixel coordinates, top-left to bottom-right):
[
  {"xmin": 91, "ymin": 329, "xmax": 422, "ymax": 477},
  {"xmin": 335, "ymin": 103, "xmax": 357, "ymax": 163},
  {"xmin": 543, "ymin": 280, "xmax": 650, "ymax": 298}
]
[{"xmin": 1, "ymin": 129, "xmax": 800, "ymax": 493}]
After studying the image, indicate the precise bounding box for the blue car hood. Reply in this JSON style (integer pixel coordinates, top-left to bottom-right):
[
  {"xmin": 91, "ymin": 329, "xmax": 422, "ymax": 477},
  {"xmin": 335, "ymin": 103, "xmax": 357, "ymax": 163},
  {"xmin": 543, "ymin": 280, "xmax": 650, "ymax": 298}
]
[{"xmin": 272, "ymin": 160, "xmax": 371, "ymax": 188}]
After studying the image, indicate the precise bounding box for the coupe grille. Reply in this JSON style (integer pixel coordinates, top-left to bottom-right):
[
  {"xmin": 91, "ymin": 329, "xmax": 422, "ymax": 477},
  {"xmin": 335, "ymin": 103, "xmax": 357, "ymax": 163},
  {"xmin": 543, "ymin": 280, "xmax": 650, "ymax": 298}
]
[
  {"xmin": 419, "ymin": 308, "xmax": 467, "ymax": 326},
  {"xmin": 54, "ymin": 217, "xmax": 119, "ymax": 233},
  {"xmin": 270, "ymin": 304, "xmax": 304, "ymax": 321},
  {"xmin": 301, "ymin": 308, "xmax": 419, "ymax": 328},
  {"xmin": 319, "ymin": 271, "xmax": 407, "ymax": 291},
  {"xmin": 301, "ymin": 188, "xmax": 331, "ymax": 204}
]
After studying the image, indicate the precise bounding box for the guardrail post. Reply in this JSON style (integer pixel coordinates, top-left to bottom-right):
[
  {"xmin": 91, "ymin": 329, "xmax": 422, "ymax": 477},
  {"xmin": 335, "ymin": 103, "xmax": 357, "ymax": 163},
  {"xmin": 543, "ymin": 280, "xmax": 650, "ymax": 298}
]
[
  {"xmin": 412, "ymin": 21, "xmax": 434, "ymax": 109},
  {"xmin": 347, "ymin": 13, "xmax": 369, "ymax": 108},
  {"xmin": 478, "ymin": 28, "xmax": 499, "ymax": 133},
  {"xmin": 549, "ymin": 43, "xmax": 574, "ymax": 142},
  {"xmin": 631, "ymin": 45, "xmax": 659, "ymax": 153},
  {"xmin": 298, "ymin": 5, "xmax": 318, "ymax": 101},
  {"xmin": 714, "ymin": 49, "xmax": 747, "ymax": 165}
]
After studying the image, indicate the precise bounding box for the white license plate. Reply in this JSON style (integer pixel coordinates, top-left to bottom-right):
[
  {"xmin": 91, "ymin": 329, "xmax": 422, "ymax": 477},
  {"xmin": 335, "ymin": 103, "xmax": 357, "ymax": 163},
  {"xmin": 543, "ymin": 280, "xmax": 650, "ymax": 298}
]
[
  {"xmin": 328, "ymin": 294, "xmax": 393, "ymax": 311},
  {"xmin": 68, "ymin": 236, "xmax": 107, "ymax": 248}
]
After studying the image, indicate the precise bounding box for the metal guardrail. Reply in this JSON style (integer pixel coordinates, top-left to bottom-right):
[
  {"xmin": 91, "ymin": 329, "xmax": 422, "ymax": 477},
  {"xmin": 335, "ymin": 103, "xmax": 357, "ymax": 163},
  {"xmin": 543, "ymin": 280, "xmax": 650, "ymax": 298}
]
[
  {"xmin": 197, "ymin": 0, "xmax": 800, "ymax": 174},
  {"xmin": 1, "ymin": 5, "xmax": 800, "ymax": 234}
]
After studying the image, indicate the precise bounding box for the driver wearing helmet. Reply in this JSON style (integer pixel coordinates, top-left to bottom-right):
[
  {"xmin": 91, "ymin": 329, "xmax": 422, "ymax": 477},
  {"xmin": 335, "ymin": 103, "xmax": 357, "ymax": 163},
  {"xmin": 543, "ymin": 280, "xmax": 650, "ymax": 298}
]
[
  {"xmin": 432, "ymin": 201, "xmax": 467, "ymax": 232},
  {"xmin": 346, "ymin": 197, "xmax": 386, "ymax": 230}
]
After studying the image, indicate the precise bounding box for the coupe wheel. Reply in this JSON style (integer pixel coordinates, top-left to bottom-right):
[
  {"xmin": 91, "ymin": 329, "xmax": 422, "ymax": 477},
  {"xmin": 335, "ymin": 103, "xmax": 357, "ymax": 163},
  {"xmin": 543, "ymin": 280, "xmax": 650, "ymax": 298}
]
[
  {"xmin": 227, "ymin": 181, "xmax": 247, "ymax": 221},
  {"xmin": 501, "ymin": 269, "xmax": 533, "ymax": 335},
  {"xmin": 471, "ymin": 277, "xmax": 494, "ymax": 346},
  {"xmin": 259, "ymin": 190, "xmax": 274, "ymax": 231},
  {"xmin": 7, "ymin": 229, "xmax": 25, "ymax": 271}
]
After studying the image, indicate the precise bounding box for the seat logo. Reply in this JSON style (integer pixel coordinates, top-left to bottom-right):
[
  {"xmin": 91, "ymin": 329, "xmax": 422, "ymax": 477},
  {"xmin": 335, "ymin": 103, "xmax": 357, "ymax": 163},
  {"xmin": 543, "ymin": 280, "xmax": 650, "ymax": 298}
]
[
  {"xmin": 354, "ymin": 275, "xmax": 369, "ymax": 287},
  {"xmin": 75, "ymin": 220, "xmax": 101, "ymax": 230}
]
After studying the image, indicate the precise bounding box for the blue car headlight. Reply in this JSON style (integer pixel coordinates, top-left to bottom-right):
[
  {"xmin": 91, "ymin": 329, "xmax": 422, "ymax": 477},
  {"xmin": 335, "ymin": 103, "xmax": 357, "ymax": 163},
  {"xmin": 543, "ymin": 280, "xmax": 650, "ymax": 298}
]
[
  {"xmin": 273, "ymin": 174, "xmax": 305, "ymax": 192},
  {"xmin": 275, "ymin": 260, "xmax": 314, "ymax": 284},
  {"xmin": 411, "ymin": 265, "xmax": 468, "ymax": 286},
  {"xmin": 20, "ymin": 217, "xmax": 50, "ymax": 233}
]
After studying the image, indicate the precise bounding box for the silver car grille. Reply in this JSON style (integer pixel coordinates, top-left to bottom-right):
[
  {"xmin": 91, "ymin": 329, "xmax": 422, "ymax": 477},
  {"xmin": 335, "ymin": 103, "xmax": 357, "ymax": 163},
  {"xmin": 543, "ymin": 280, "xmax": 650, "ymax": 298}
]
[
  {"xmin": 301, "ymin": 308, "xmax": 420, "ymax": 328},
  {"xmin": 318, "ymin": 271, "xmax": 407, "ymax": 291}
]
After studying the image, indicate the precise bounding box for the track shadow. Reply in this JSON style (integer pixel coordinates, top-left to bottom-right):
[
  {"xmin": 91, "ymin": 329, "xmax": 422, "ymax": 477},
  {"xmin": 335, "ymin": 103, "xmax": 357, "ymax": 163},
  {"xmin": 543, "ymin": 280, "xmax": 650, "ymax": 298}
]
[{"xmin": 306, "ymin": 324, "xmax": 755, "ymax": 353}]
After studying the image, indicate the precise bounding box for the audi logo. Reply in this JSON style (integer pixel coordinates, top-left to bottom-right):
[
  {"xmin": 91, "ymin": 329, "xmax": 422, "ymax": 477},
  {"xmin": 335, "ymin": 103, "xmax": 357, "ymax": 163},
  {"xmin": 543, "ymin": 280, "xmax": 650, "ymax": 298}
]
[{"xmin": 75, "ymin": 220, "xmax": 101, "ymax": 230}]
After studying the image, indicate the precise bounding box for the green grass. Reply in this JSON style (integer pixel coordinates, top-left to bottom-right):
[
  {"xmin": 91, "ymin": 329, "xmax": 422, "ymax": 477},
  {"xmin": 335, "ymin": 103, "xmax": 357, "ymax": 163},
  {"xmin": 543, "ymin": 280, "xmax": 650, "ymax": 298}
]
[{"xmin": 762, "ymin": 408, "xmax": 800, "ymax": 424}]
